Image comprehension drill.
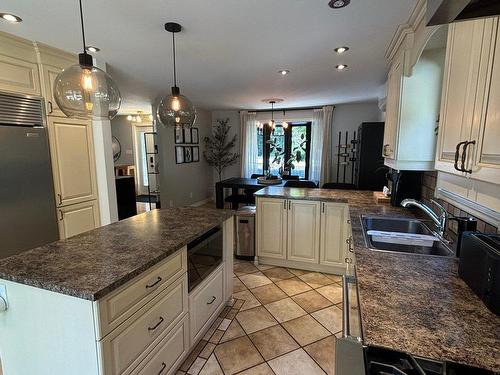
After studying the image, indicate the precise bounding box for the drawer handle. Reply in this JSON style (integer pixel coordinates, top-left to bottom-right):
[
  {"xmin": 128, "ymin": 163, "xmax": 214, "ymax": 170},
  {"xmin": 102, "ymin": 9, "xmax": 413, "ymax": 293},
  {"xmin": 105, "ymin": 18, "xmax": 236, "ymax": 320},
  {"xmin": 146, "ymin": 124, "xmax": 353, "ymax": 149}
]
[
  {"xmin": 148, "ymin": 316, "xmax": 164, "ymax": 331},
  {"xmin": 157, "ymin": 362, "xmax": 167, "ymax": 375},
  {"xmin": 145, "ymin": 276, "xmax": 162, "ymax": 289},
  {"xmin": 207, "ymin": 296, "xmax": 216, "ymax": 305}
]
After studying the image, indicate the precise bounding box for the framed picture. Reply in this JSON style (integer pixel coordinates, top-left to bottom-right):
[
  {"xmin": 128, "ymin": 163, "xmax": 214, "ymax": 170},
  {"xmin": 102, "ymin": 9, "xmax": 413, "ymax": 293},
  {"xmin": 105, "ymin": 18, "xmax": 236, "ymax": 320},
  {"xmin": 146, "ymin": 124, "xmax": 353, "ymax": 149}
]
[
  {"xmin": 174, "ymin": 128, "xmax": 184, "ymax": 144},
  {"xmin": 184, "ymin": 128, "xmax": 192, "ymax": 144},
  {"xmin": 191, "ymin": 128, "xmax": 199, "ymax": 144},
  {"xmin": 184, "ymin": 146, "xmax": 193, "ymax": 163},
  {"xmin": 175, "ymin": 146, "xmax": 184, "ymax": 164},
  {"xmin": 192, "ymin": 146, "xmax": 199, "ymax": 162}
]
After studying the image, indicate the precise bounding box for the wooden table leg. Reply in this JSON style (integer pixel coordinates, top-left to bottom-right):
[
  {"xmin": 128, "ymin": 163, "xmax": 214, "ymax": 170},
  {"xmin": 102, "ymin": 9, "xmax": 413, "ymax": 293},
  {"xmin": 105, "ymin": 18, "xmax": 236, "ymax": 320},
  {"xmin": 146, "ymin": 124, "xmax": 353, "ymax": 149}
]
[{"xmin": 215, "ymin": 182, "xmax": 224, "ymax": 209}]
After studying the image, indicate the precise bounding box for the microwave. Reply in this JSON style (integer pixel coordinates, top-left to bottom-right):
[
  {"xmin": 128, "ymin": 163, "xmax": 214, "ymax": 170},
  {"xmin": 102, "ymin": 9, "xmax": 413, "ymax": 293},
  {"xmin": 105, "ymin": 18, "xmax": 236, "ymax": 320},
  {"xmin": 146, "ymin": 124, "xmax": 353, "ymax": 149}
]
[{"xmin": 187, "ymin": 226, "xmax": 223, "ymax": 292}]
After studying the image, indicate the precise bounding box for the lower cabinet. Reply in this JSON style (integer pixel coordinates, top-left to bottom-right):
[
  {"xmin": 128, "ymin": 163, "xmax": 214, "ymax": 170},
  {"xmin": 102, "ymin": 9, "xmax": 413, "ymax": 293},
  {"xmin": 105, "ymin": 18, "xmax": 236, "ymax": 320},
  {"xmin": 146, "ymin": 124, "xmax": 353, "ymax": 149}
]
[
  {"xmin": 57, "ymin": 200, "xmax": 100, "ymax": 239},
  {"xmin": 188, "ymin": 265, "xmax": 224, "ymax": 343},
  {"xmin": 287, "ymin": 200, "xmax": 321, "ymax": 264},
  {"xmin": 256, "ymin": 197, "xmax": 350, "ymax": 273}
]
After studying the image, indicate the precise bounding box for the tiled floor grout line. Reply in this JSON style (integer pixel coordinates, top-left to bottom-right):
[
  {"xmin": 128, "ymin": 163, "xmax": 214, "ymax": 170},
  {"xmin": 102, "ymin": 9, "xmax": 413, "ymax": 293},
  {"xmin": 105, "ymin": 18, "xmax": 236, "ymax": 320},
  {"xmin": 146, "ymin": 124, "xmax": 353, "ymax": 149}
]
[{"xmin": 182, "ymin": 262, "xmax": 343, "ymax": 375}]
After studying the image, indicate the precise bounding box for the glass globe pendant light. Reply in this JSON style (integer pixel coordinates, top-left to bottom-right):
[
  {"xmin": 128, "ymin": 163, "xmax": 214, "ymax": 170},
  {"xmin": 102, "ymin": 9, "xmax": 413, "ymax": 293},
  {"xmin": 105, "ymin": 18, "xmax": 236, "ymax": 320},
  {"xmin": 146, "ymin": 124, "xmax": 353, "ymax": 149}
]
[
  {"xmin": 157, "ymin": 22, "xmax": 196, "ymax": 128},
  {"xmin": 53, "ymin": 0, "xmax": 121, "ymax": 119}
]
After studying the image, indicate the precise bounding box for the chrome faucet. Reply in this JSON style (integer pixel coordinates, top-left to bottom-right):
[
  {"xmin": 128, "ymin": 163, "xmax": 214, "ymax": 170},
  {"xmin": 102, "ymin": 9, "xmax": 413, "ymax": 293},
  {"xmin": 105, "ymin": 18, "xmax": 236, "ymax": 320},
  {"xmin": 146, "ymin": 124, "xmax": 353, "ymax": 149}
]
[{"xmin": 400, "ymin": 199, "xmax": 447, "ymax": 237}]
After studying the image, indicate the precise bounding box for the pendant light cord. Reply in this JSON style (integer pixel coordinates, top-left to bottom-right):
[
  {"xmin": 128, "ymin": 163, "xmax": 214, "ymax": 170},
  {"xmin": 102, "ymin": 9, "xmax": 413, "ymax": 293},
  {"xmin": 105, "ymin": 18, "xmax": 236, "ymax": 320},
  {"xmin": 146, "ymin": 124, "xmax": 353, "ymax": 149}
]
[
  {"xmin": 172, "ymin": 32, "xmax": 177, "ymax": 87},
  {"xmin": 79, "ymin": 0, "xmax": 87, "ymax": 52}
]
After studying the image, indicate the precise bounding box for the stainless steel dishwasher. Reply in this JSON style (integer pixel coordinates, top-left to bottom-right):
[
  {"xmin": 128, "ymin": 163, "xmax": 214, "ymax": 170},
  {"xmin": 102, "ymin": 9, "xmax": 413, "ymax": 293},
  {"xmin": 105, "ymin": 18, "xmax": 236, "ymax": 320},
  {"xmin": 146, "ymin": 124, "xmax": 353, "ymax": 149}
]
[{"xmin": 235, "ymin": 206, "xmax": 255, "ymax": 260}]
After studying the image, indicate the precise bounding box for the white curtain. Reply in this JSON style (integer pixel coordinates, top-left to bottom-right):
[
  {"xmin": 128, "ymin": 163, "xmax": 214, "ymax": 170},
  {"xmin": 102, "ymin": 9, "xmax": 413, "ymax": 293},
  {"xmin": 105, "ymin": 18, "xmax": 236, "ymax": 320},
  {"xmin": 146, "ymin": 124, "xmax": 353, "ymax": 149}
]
[
  {"xmin": 239, "ymin": 111, "xmax": 260, "ymax": 177},
  {"xmin": 310, "ymin": 106, "xmax": 334, "ymax": 186}
]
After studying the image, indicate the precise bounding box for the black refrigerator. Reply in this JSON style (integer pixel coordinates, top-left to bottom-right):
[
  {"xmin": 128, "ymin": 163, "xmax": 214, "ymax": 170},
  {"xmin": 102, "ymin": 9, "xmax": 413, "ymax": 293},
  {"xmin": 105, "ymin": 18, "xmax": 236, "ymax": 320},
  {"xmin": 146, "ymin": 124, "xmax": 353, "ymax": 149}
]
[{"xmin": 354, "ymin": 122, "xmax": 386, "ymax": 191}]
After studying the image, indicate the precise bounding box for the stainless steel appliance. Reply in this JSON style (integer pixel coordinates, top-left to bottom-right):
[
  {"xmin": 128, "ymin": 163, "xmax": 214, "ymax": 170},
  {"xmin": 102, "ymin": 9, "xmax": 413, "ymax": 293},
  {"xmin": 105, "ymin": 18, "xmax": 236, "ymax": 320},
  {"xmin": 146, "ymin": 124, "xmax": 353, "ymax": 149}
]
[
  {"xmin": 0, "ymin": 91, "xmax": 58, "ymax": 259},
  {"xmin": 335, "ymin": 267, "xmax": 496, "ymax": 374},
  {"xmin": 459, "ymin": 232, "xmax": 499, "ymax": 315},
  {"xmin": 427, "ymin": 0, "xmax": 500, "ymax": 26},
  {"xmin": 235, "ymin": 206, "xmax": 255, "ymax": 260},
  {"xmin": 187, "ymin": 226, "xmax": 223, "ymax": 292}
]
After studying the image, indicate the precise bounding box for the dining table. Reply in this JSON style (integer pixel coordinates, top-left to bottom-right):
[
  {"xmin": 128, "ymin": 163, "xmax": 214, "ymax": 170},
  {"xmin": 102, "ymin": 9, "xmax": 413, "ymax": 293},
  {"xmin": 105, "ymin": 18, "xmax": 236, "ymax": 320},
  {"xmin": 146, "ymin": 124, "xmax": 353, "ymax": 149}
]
[{"xmin": 215, "ymin": 177, "xmax": 287, "ymax": 209}]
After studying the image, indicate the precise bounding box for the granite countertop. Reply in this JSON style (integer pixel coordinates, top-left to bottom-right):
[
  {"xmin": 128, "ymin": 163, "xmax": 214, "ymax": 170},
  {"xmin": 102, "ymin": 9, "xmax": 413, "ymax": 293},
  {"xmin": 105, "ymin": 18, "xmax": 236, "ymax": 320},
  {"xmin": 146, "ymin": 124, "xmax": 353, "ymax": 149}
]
[
  {"xmin": 0, "ymin": 207, "xmax": 234, "ymax": 301},
  {"xmin": 257, "ymin": 187, "xmax": 500, "ymax": 372}
]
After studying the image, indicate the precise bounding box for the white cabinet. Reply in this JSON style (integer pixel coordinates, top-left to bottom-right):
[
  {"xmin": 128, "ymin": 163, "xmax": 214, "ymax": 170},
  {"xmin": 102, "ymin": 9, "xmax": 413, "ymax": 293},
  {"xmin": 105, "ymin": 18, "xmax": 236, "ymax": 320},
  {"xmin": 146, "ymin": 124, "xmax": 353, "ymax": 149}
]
[
  {"xmin": 57, "ymin": 200, "xmax": 100, "ymax": 239},
  {"xmin": 320, "ymin": 202, "xmax": 350, "ymax": 267},
  {"xmin": 383, "ymin": 52, "xmax": 403, "ymax": 159},
  {"xmin": 35, "ymin": 42, "xmax": 77, "ymax": 117},
  {"xmin": 256, "ymin": 197, "xmax": 350, "ymax": 273},
  {"xmin": 287, "ymin": 200, "xmax": 320, "ymax": 264},
  {"xmin": 47, "ymin": 116, "xmax": 98, "ymax": 207},
  {"xmin": 256, "ymin": 198, "xmax": 287, "ymax": 259},
  {"xmin": 0, "ymin": 32, "xmax": 40, "ymax": 96}
]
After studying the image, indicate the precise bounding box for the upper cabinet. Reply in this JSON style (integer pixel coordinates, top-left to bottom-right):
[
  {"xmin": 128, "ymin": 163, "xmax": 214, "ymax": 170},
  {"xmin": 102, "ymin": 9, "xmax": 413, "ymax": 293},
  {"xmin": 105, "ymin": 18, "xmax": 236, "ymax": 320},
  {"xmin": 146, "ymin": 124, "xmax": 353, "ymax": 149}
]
[
  {"xmin": 35, "ymin": 43, "xmax": 77, "ymax": 117},
  {"xmin": 436, "ymin": 17, "xmax": 500, "ymax": 185},
  {"xmin": 382, "ymin": 3, "xmax": 447, "ymax": 171},
  {"xmin": 0, "ymin": 32, "xmax": 41, "ymax": 96}
]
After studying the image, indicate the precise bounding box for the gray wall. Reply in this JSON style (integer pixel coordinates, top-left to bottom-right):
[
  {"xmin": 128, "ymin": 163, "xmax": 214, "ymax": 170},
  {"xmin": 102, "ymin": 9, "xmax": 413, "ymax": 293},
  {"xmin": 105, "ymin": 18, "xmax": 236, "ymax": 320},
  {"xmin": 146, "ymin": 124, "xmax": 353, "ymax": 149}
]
[
  {"xmin": 158, "ymin": 108, "xmax": 213, "ymax": 207},
  {"xmin": 110, "ymin": 115, "xmax": 135, "ymax": 166},
  {"xmin": 331, "ymin": 102, "xmax": 382, "ymax": 183}
]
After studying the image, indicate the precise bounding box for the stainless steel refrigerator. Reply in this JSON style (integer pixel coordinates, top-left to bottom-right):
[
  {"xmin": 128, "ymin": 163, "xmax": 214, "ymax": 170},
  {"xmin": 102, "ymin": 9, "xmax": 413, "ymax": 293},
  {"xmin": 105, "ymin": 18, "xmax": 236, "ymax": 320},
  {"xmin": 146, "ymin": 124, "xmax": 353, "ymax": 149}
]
[{"xmin": 0, "ymin": 91, "xmax": 59, "ymax": 259}]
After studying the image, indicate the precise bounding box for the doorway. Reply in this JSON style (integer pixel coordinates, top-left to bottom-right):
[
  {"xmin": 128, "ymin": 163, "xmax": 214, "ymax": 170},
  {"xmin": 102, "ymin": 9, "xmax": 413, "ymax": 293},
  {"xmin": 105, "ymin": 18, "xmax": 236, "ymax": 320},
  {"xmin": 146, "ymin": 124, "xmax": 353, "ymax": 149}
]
[{"xmin": 133, "ymin": 124, "xmax": 158, "ymax": 213}]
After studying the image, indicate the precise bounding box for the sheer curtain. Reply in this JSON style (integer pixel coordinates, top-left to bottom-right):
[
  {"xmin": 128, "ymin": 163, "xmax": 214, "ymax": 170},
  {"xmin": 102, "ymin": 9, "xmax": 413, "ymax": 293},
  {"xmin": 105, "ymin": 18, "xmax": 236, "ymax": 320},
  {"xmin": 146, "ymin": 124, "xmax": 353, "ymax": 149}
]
[
  {"xmin": 310, "ymin": 106, "xmax": 334, "ymax": 186},
  {"xmin": 239, "ymin": 111, "xmax": 260, "ymax": 177}
]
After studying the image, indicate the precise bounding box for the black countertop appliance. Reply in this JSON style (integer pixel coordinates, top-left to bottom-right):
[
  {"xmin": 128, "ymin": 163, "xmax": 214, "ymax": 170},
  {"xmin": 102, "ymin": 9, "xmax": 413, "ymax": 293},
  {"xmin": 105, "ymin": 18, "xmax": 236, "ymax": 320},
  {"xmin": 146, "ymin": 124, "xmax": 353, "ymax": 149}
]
[
  {"xmin": 459, "ymin": 232, "xmax": 500, "ymax": 315},
  {"xmin": 387, "ymin": 170, "xmax": 423, "ymax": 207}
]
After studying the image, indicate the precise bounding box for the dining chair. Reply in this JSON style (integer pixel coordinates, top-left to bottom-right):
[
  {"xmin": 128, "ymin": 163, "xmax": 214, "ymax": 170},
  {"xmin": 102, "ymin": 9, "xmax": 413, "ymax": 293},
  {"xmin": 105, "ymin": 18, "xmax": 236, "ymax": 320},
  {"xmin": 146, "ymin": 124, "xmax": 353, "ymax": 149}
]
[{"xmin": 284, "ymin": 180, "xmax": 318, "ymax": 188}]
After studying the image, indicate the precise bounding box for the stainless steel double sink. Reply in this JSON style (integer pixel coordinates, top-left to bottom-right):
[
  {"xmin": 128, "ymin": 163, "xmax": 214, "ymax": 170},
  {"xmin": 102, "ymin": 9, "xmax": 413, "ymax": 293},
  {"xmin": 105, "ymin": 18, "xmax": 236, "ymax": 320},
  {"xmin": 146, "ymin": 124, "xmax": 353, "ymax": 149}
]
[{"xmin": 361, "ymin": 216, "xmax": 454, "ymax": 257}]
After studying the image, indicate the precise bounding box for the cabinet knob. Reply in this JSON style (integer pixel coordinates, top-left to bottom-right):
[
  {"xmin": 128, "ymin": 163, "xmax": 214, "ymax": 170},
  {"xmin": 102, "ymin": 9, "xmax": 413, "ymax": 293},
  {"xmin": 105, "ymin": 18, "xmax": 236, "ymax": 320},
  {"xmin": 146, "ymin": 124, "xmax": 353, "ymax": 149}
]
[
  {"xmin": 148, "ymin": 316, "xmax": 164, "ymax": 331},
  {"xmin": 48, "ymin": 101, "xmax": 53, "ymax": 114},
  {"xmin": 145, "ymin": 276, "xmax": 162, "ymax": 289},
  {"xmin": 157, "ymin": 362, "xmax": 167, "ymax": 375},
  {"xmin": 58, "ymin": 209, "xmax": 64, "ymax": 221},
  {"xmin": 207, "ymin": 296, "xmax": 217, "ymax": 305},
  {"xmin": 57, "ymin": 193, "xmax": 63, "ymax": 205}
]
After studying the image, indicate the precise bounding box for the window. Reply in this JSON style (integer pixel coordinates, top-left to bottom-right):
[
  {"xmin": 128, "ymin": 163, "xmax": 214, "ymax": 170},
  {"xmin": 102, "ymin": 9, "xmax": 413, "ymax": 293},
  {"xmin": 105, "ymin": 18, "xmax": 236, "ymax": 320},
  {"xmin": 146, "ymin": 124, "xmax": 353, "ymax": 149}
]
[{"xmin": 258, "ymin": 122, "xmax": 311, "ymax": 179}]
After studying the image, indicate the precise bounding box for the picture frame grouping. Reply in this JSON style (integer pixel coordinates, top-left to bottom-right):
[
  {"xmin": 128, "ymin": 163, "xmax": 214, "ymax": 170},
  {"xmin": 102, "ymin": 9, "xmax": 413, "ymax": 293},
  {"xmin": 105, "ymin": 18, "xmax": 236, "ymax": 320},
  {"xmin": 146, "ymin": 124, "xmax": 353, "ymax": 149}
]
[
  {"xmin": 174, "ymin": 127, "xmax": 199, "ymax": 145},
  {"xmin": 176, "ymin": 146, "xmax": 199, "ymax": 164}
]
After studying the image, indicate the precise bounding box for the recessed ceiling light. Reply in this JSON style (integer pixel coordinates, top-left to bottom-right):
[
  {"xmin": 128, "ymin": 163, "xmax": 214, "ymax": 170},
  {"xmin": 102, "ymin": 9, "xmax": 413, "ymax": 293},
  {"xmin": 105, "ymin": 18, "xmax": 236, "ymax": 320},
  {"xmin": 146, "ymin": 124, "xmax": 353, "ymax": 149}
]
[
  {"xmin": 336, "ymin": 64, "xmax": 348, "ymax": 71},
  {"xmin": 278, "ymin": 70, "xmax": 290, "ymax": 76},
  {"xmin": 334, "ymin": 46, "xmax": 349, "ymax": 54},
  {"xmin": 328, "ymin": 0, "xmax": 350, "ymax": 9},
  {"xmin": 0, "ymin": 13, "xmax": 22, "ymax": 23},
  {"xmin": 85, "ymin": 46, "xmax": 100, "ymax": 53}
]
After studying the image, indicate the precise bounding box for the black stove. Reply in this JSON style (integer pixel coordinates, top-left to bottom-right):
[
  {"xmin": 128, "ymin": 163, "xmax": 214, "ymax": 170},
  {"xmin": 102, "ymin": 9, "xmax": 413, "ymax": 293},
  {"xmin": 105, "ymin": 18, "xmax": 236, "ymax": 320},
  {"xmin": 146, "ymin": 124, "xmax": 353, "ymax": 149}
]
[{"xmin": 364, "ymin": 346, "xmax": 495, "ymax": 375}]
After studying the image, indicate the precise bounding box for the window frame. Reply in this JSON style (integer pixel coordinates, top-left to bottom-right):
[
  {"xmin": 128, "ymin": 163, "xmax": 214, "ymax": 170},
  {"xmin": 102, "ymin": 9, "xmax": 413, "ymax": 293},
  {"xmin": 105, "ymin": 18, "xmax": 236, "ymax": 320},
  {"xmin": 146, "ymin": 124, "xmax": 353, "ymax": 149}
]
[{"xmin": 261, "ymin": 121, "xmax": 312, "ymax": 179}]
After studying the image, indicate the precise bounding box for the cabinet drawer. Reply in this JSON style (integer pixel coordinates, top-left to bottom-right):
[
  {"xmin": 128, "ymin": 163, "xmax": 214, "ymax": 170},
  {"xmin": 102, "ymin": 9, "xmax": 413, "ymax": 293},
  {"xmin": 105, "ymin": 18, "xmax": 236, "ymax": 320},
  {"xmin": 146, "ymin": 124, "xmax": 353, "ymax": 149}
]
[
  {"xmin": 96, "ymin": 249, "xmax": 187, "ymax": 338},
  {"xmin": 132, "ymin": 316, "xmax": 189, "ymax": 375},
  {"xmin": 101, "ymin": 274, "xmax": 188, "ymax": 375},
  {"xmin": 189, "ymin": 265, "xmax": 224, "ymax": 342}
]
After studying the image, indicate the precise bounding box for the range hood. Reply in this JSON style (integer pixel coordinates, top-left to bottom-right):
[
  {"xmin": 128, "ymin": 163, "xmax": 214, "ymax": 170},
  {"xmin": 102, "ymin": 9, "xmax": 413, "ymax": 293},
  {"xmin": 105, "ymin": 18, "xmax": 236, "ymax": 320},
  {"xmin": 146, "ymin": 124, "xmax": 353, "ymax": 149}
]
[{"xmin": 427, "ymin": 0, "xmax": 500, "ymax": 26}]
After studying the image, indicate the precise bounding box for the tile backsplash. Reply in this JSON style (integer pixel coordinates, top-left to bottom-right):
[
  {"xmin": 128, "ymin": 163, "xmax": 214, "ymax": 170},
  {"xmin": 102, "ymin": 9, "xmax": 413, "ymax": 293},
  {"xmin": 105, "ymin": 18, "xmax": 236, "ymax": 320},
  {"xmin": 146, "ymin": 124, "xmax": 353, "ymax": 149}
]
[{"xmin": 421, "ymin": 171, "xmax": 498, "ymax": 242}]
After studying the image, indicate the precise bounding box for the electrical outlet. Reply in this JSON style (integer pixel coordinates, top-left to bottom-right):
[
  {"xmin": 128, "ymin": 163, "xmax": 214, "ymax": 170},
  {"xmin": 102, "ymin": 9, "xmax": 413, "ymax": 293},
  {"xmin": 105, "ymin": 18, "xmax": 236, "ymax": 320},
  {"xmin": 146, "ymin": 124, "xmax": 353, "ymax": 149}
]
[{"xmin": 0, "ymin": 284, "xmax": 7, "ymax": 311}]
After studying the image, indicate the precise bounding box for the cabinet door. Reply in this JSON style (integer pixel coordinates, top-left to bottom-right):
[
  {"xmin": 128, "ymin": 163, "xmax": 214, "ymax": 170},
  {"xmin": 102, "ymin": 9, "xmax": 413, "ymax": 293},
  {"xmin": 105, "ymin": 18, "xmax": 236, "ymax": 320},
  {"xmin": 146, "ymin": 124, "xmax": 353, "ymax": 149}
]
[
  {"xmin": 287, "ymin": 200, "xmax": 321, "ymax": 264},
  {"xmin": 47, "ymin": 117, "xmax": 98, "ymax": 206},
  {"xmin": 57, "ymin": 200, "xmax": 99, "ymax": 239},
  {"xmin": 42, "ymin": 64, "xmax": 65, "ymax": 117},
  {"xmin": 320, "ymin": 202, "xmax": 349, "ymax": 267},
  {"xmin": 256, "ymin": 198, "xmax": 287, "ymax": 259},
  {"xmin": 0, "ymin": 54, "xmax": 40, "ymax": 96},
  {"xmin": 474, "ymin": 18, "xmax": 500, "ymax": 184},
  {"xmin": 383, "ymin": 53, "xmax": 403, "ymax": 159},
  {"xmin": 435, "ymin": 19, "xmax": 488, "ymax": 174}
]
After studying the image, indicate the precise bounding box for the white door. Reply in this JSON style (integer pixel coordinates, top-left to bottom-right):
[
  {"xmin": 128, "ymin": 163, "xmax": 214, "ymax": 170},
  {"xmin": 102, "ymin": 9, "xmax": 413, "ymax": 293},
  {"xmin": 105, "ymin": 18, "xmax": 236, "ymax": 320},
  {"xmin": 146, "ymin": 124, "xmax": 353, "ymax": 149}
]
[
  {"xmin": 256, "ymin": 198, "xmax": 287, "ymax": 260},
  {"xmin": 133, "ymin": 125, "xmax": 156, "ymax": 196},
  {"xmin": 57, "ymin": 200, "xmax": 100, "ymax": 239},
  {"xmin": 47, "ymin": 117, "xmax": 97, "ymax": 207},
  {"xmin": 320, "ymin": 202, "xmax": 349, "ymax": 267},
  {"xmin": 287, "ymin": 200, "xmax": 321, "ymax": 264}
]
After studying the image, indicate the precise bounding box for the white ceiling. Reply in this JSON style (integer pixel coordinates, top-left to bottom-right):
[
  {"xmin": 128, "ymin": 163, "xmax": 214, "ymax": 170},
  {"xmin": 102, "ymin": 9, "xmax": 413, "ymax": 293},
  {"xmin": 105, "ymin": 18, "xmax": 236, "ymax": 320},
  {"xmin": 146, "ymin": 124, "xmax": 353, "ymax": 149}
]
[{"xmin": 0, "ymin": 0, "xmax": 416, "ymax": 113}]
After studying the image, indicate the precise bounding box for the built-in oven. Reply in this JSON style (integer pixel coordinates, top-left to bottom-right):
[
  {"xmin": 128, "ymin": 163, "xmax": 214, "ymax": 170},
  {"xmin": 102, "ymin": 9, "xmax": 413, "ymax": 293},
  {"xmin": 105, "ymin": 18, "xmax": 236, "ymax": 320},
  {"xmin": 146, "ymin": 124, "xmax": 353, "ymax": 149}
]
[{"xmin": 187, "ymin": 226, "xmax": 223, "ymax": 292}]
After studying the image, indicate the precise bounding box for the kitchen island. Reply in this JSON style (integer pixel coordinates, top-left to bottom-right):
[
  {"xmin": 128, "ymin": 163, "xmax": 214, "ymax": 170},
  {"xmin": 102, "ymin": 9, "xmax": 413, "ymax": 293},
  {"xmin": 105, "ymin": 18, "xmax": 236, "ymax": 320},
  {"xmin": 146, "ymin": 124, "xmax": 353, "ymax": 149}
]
[
  {"xmin": 0, "ymin": 207, "xmax": 235, "ymax": 375},
  {"xmin": 254, "ymin": 186, "xmax": 500, "ymax": 372}
]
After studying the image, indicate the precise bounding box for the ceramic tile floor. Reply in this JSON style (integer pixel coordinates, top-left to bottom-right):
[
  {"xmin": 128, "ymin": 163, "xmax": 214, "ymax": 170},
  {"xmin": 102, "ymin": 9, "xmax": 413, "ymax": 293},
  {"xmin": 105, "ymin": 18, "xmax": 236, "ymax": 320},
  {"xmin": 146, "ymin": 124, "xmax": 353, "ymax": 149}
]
[{"xmin": 177, "ymin": 259, "xmax": 343, "ymax": 375}]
